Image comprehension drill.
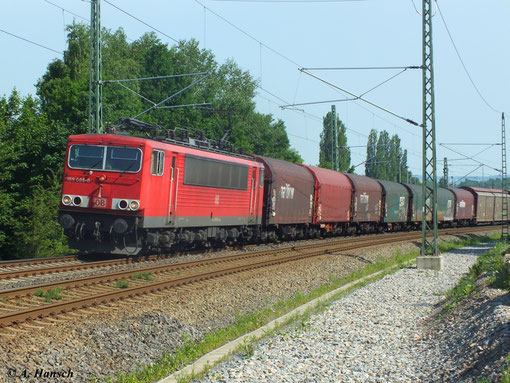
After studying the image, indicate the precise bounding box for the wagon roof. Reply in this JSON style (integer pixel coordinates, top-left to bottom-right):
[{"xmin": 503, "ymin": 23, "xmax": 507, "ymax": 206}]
[
  {"xmin": 300, "ymin": 165, "xmax": 352, "ymax": 189},
  {"xmin": 253, "ymin": 156, "xmax": 313, "ymax": 182},
  {"xmin": 447, "ymin": 187, "xmax": 475, "ymax": 201},
  {"xmin": 377, "ymin": 179, "xmax": 408, "ymax": 195},
  {"xmin": 344, "ymin": 173, "xmax": 382, "ymax": 193},
  {"xmin": 460, "ymin": 186, "xmax": 507, "ymax": 194}
]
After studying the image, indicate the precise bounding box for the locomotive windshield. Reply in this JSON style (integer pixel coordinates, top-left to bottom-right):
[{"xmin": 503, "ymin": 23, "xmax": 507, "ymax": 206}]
[{"xmin": 68, "ymin": 145, "xmax": 142, "ymax": 173}]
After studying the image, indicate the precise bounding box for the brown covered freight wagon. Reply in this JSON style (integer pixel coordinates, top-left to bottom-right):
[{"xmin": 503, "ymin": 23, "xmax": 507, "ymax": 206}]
[
  {"xmin": 255, "ymin": 156, "xmax": 315, "ymax": 238},
  {"xmin": 344, "ymin": 173, "xmax": 383, "ymax": 232},
  {"xmin": 447, "ymin": 187, "xmax": 475, "ymax": 225}
]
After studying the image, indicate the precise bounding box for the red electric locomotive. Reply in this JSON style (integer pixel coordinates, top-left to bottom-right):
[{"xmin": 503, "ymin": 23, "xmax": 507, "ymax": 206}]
[
  {"xmin": 59, "ymin": 120, "xmax": 507, "ymax": 256},
  {"xmin": 59, "ymin": 131, "xmax": 264, "ymax": 255}
]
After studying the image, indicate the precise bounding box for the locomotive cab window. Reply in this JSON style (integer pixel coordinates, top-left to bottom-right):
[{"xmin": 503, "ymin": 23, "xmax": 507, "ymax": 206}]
[
  {"xmin": 68, "ymin": 145, "xmax": 104, "ymax": 170},
  {"xmin": 68, "ymin": 145, "xmax": 142, "ymax": 173},
  {"xmin": 183, "ymin": 155, "xmax": 248, "ymax": 190},
  {"xmin": 151, "ymin": 150, "xmax": 165, "ymax": 176}
]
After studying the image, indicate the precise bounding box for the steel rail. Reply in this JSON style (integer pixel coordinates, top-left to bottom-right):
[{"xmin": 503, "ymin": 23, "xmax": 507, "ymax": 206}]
[
  {"xmin": 0, "ymin": 255, "xmax": 78, "ymax": 268},
  {"xmin": 0, "ymin": 225, "xmax": 497, "ymax": 282},
  {"xmin": 0, "ymin": 225, "xmax": 497, "ymax": 328}
]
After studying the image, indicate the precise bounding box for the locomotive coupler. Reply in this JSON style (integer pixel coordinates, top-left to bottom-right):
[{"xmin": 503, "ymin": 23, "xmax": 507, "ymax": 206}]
[{"xmin": 93, "ymin": 221, "xmax": 101, "ymax": 242}]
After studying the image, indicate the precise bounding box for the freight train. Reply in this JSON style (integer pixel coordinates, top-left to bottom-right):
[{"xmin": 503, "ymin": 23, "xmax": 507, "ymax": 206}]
[{"xmin": 58, "ymin": 120, "xmax": 508, "ymax": 255}]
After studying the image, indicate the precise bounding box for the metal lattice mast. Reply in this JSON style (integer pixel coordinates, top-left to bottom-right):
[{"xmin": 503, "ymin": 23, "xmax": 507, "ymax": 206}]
[
  {"xmin": 443, "ymin": 157, "xmax": 448, "ymax": 187},
  {"xmin": 421, "ymin": 0, "xmax": 439, "ymax": 257},
  {"xmin": 332, "ymin": 105, "xmax": 338, "ymax": 171},
  {"xmin": 502, "ymin": 113, "xmax": 509, "ymax": 241},
  {"xmin": 89, "ymin": 0, "xmax": 103, "ymax": 134}
]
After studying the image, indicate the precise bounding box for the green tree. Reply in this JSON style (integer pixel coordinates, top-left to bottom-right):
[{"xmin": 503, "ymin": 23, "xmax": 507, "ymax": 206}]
[
  {"xmin": 375, "ymin": 130, "xmax": 390, "ymax": 180},
  {"xmin": 37, "ymin": 24, "xmax": 300, "ymax": 161},
  {"xmin": 365, "ymin": 129, "xmax": 412, "ymax": 182},
  {"xmin": 0, "ymin": 90, "xmax": 69, "ymax": 259},
  {"xmin": 365, "ymin": 129, "xmax": 378, "ymax": 178},
  {"xmin": 400, "ymin": 149, "xmax": 411, "ymax": 183},
  {"xmin": 19, "ymin": 174, "xmax": 69, "ymax": 258},
  {"xmin": 319, "ymin": 110, "xmax": 352, "ymax": 171}
]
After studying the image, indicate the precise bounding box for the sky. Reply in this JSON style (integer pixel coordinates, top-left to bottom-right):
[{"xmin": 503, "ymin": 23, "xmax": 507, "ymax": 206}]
[{"xmin": 1, "ymin": 0, "xmax": 509, "ymax": 182}]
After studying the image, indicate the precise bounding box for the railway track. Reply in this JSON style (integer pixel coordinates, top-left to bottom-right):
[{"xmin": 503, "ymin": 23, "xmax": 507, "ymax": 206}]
[
  {"xmin": 0, "ymin": 252, "xmax": 201, "ymax": 281},
  {"xmin": 0, "ymin": 225, "xmax": 500, "ymax": 282},
  {"xmin": 0, "ymin": 226, "xmax": 498, "ymax": 330}
]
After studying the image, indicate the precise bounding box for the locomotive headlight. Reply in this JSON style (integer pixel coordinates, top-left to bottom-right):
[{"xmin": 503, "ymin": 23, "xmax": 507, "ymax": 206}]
[
  {"xmin": 118, "ymin": 200, "xmax": 129, "ymax": 210},
  {"xmin": 73, "ymin": 196, "xmax": 82, "ymax": 206},
  {"xmin": 62, "ymin": 195, "xmax": 72, "ymax": 206},
  {"xmin": 129, "ymin": 200, "xmax": 140, "ymax": 211}
]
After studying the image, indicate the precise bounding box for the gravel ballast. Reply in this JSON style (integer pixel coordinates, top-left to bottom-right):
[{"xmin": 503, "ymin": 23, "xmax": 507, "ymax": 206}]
[
  {"xmin": 0, "ymin": 231, "xmax": 505, "ymax": 382},
  {"xmin": 200, "ymin": 242, "xmax": 509, "ymax": 383}
]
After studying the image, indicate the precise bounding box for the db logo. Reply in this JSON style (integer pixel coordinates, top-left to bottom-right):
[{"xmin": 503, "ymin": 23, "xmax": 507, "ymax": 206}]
[{"xmin": 93, "ymin": 197, "xmax": 107, "ymax": 208}]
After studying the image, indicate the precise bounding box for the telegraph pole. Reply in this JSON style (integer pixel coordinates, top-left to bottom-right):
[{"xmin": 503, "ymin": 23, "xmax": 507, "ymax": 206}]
[
  {"xmin": 89, "ymin": 0, "xmax": 103, "ymax": 134},
  {"xmin": 417, "ymin": 0, "xmax": 442, "ymax": 269},
  {"xmin": 331, "ymin": 105, "xmax": 338, "ymax": 171},
  {"xmin": 502, "ymin": 113, "xmax": 509, "ymax": 241}
]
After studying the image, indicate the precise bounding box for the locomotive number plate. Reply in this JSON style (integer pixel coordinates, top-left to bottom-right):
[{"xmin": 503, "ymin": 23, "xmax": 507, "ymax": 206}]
[{"xmin": 92, "ymin": 197, "xmax": 108, "ymax": 209}]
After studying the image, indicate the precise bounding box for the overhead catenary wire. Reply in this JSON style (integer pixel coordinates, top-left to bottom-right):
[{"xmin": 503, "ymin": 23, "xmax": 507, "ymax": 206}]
[
  {"xmin": 359, "ymin": 68, "xmax": 410, "ymax": 97},
  {"xmin": 99, "ymin": 0, "xmax": 368, "ymax": 143},
  {"xmin": 43, "ymin": 0, "xmax": 136, "ymax": 42},
  {"xmin": 193, "ymin": 0, "xmax": 423, "ymax": 147},
  {"xmin": 0, "ymin": 28, "xmax": 62, "ymax": 55},
  {"xmin": 103, "ymin": 0, "xmax": 179, "ymax": 43},
  {"xmin": 453, "ymin": 165, "xmax": 484, "ymax": 186},
  {"xmin": 434, "ymin": 0, "xmax": 502, "ymax": 114},
  {"xmin": 43, "ymin": 0, "xmax": 88, "ymax": 22},
  {"xmin": 281, "ymin": 98, "xmax": 357, "ymax": 108},
  {"xmin": 440, "ymin": 143, "xmax": 501, "ymax": 169},
  {"xmin": 193, "ymin": 0, "xmax": 301, "ymax": 68},
  {"xmin": 410, "ymin": 0, "xmax": 421, "ymax": 15},
  {"xmin": 210, "ymin": 0, "xmax": 365, "ymax": 2},
  {"xmin": 439, "ymin": 143, "xmax": 502, "ymax": 146},
  {"xmin": 78, "ymin": 0, "xmax": 420, "ymax": 168},
  {"xmin": 302, "ymin": 66, "xmax": 422, "ymax": 71},
  {"xmin": 300, "ymin": 69, "xmax": 421, "ymax": 127},
  {"xmin": 282, "ymin": 68, "xmax": 412, "ymax": 109},
  {"xmin": 103, "ymin": 73, "xmax": 210, "ymax": 84},
  {"xmin": 133, "ymin": 73, "xmax": 211, "ymax": 119},
  {"xmin": 257, "ymin": 87, "xmax": 370, "ymax": 141},
  {"xmin": 439, "ymin": 144, "xmax": 501, "ymax": 173}
]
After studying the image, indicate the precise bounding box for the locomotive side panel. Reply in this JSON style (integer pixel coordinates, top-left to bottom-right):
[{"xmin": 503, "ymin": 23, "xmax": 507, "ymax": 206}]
[{"xmin": 166, "ymin": 151, "xmax": 263, "ymax": 228}]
